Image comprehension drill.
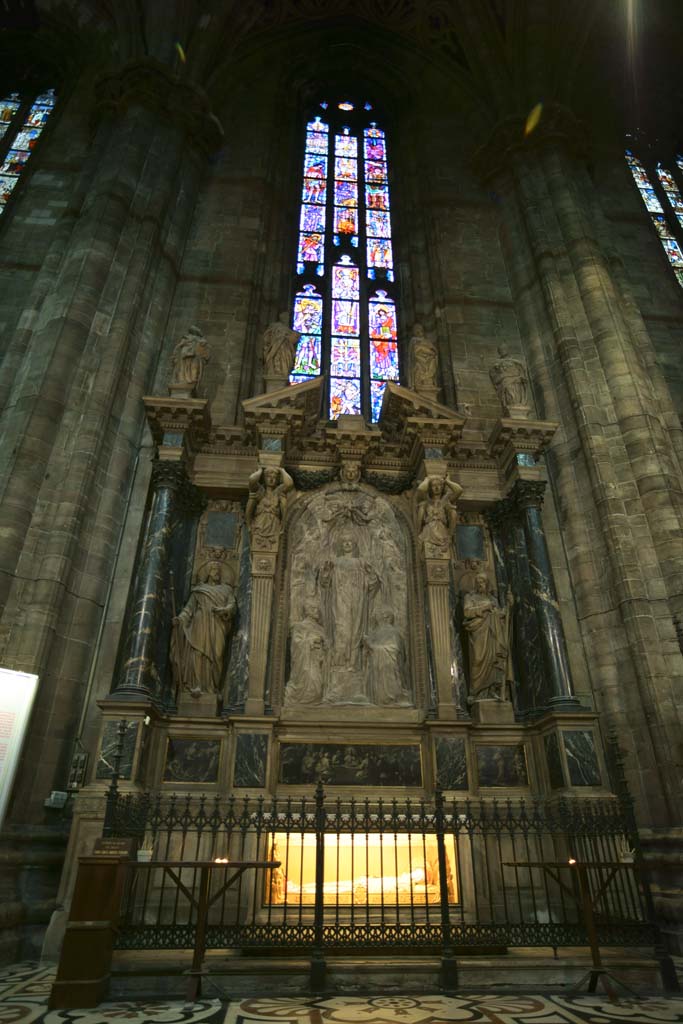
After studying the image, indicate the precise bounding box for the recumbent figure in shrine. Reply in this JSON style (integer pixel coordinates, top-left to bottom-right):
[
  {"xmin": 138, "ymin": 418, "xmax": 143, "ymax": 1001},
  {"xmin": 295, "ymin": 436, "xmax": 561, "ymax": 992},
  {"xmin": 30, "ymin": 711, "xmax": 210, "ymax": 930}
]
[{"xmin": 285, "ymin": 489, "xmax": 411, "ymax": 708}]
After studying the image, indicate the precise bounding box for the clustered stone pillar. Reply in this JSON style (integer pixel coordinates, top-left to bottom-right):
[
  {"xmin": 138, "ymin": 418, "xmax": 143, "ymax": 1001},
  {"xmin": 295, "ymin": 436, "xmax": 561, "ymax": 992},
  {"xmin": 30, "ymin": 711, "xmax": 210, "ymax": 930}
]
[{"xmin": 424, "ymin": 558, "xmax": 460, "ymax": 720}]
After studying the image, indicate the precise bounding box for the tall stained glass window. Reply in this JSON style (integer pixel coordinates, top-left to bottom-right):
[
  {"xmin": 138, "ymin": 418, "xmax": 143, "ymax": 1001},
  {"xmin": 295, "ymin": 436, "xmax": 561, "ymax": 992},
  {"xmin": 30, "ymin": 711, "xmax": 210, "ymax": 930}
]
[
  {"xmin": 625, "ymin": 149, "xmax": 683, "ymax": 289},
  {"xmin": 0, "ymin": 89, "xmax": 56, "ymax": 216},
  {"xmin": 290, "ymin": 100, "xmax": 400, "ymax": 421}
]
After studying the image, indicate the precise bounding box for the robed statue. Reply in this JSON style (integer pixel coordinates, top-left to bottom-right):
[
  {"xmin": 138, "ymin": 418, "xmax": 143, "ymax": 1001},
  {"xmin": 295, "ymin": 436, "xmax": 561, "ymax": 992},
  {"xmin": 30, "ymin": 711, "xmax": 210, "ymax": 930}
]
[
  {"xmin": 410, "ymin": 323, "xmax": 438, "ymax": 391},
  {"xmin": 246, "ymin": 466, "xmax": 294, "ymax": 551},
  {"xmin": 170, "ymin": 561, "xmax": 237, "ymax": 696},
  {"xmin": 489, "ymin": 344, "xmax": 529, "ymax": 414},
  {"xmin": 416, "ymin": 475, "xmax": 463, "ymax": 559},
  {"xmin": 320, "ymin": 532, "xmax": 381, "ymax": 703},
  {"xmin": 364, "ymin": 608, "xmax": 411, "ymax": 706},
  {"xmin": 169, "ymin": 325, "xmax": 210, "ymax": 394},
  {"xmin": 262, "ymin": 312, "xmax": 300, "ymax": 379},
  {"xmin": 284, "ymin": 601, "xmax": 327, "ymax": 705},
  {"xmin": 463, "ymin": 572, "xmax": 514, "ymax": 702}
]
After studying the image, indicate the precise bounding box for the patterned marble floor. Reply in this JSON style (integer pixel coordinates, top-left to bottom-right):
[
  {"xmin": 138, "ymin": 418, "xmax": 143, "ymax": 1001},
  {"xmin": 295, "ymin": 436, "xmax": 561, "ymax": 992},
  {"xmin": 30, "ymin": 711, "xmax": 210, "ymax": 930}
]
[{"xmin": 2, "ymin": 962, "xmax": 683, "ymax": 1024}]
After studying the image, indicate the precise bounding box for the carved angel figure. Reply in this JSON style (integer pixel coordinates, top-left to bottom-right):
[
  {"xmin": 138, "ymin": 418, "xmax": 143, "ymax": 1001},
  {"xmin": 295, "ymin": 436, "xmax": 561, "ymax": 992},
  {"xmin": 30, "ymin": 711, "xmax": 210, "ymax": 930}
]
[
  {"xmin": 463, "ymin": 573, "xmax": 514, "ymax": 702},
  {"xmin": 416, "ymin": 475, "xmax": 463, "ymax": 559},
  {"xmin": 262, "ymin": 312, "xmax": 300, "ymax": 378},
  {"xmin": 170, "ymin": 561, "xmax": 236, "ymax": 695},
  {"xmin": 410, "ymin": 323, "xmax": 438, "ymax": 390},
  {"xmin": 489, "ymin": 344, "xmax": 528, "ymax": 411},
  {"xmin": 170, "ymin": 325, "xmax": 210, "ymax": 391},
  {"xmin": 246, "ymin": 466, "xmax": 294, "ymax": 551}
]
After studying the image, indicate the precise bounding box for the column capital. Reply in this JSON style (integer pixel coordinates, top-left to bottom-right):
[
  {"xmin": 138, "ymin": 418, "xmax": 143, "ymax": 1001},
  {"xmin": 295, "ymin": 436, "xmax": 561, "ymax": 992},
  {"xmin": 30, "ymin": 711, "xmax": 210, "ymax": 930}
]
[
  {"xmin": 510, "ymin": 479, "xmax": 547, "ymax": 511},
  {"xmin": 483, "ymin": 498, "xmax": 516, "ymax": 530},
  {"xmin": 95, "ymin": 58, "xmax": 223, "ymax": 155},
  {"xmin": 473, "ymin": 103, "xmax": 588, "ymax": 185},
  {"xmin": 150, "ymin": 459, "xmax": 188, "ymax": 492}
]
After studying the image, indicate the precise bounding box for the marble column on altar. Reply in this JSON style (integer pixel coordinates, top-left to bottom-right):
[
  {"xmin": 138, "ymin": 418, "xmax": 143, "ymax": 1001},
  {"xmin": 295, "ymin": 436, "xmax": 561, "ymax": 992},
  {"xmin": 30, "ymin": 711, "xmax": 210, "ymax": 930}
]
[{"xmin": 510, "ymin": 479, "xmax": 579, "ymax": 710}]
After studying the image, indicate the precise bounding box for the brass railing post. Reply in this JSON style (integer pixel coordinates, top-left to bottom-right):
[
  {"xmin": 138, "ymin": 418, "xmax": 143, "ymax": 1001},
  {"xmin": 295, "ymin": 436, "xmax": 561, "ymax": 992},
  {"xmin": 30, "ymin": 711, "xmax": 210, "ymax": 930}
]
[
  {"xmin": 311, "ymin": 782, "xmax": 326, "ymax": 992},
  {"xmin": 435, "ymin": 786, "xmax": 457, "ymax": 990}
]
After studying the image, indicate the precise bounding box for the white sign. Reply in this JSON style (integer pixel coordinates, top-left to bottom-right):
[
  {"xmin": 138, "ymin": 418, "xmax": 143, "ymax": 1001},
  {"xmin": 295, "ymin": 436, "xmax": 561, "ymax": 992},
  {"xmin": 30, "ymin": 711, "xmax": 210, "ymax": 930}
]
[{"xmin": 0, "ymin": 668, "xmax": 39, "ymax": 829}]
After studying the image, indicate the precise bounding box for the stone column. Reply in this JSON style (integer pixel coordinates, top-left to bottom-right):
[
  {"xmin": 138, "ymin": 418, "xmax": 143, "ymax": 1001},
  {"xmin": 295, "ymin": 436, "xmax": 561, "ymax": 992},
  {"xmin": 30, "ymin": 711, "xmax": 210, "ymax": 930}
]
[
  {"xmin": 424, "ymin": 559, "xmax": 460, "ymax": 720},
  {"xmin": 113, "ymin": 462, "xmax": 187, "ymax": 702},
  {"xmin": 510, "ymin": 480, "xmax": 579, "ymax": 710},
  {"xmin": 245, "ymin": 550, "xmax": 277, "ymax": 716}
]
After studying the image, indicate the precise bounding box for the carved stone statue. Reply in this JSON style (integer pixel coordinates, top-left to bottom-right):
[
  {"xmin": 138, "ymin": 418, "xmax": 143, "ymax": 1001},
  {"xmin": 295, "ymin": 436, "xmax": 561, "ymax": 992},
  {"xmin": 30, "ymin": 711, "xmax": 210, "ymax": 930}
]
[
  {"xmin": 410, "ymin": 324, "xmax": 438, "ymax": 394},
  {"xmin": 170, "ymin": 561, "xmax": 237, "ymax": 696},
  {"xmin": 489, "ymin": 344, "xmax": 530, "ymax": 417},
  {"xmin": 284, "ymin": 601, "xmax": 326, "ymax": 705},
  {"xmin": 416, "ymin": 475, "xmax": 463, "ymax": 559},
  {"xmin": 262, "ymin": 312, "xmax": 300, "ymax": 382},
  {"xmin": 169, "ymin": 325, "xmax": 210, "ymax": 396},
  {"xmin": 463, "ymin": 572, "xmax": 514, "ymax": 702},
  {"xmin": 246, "ymin": 466, "xmax": 294, "ymax": 551},
  {"xmin": 320, "ymin": 532, "xmax": 381, "ymax": 703},
  {"xmin": 365, "ymin": 608, "xmax": 411, "ymax": 706},
  {"xmin": 339, "ymin": 461, "xmax": 361, "ymax": 487}
]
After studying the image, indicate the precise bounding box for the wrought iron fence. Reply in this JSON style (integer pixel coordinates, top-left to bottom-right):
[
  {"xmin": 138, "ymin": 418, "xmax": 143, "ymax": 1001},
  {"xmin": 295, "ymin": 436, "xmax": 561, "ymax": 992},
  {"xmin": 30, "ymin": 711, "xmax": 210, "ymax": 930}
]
[{"xmin": 108, "ymin": 786, "xmax": 655, "ymax": 955}]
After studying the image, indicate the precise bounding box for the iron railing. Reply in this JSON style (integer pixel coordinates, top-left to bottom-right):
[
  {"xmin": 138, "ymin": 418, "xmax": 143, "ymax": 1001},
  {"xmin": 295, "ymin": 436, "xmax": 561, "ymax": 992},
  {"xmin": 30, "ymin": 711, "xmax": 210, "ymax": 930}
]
[{"xmin": 108, "ymin": 786, "xmax": 655, "ymax": 956}]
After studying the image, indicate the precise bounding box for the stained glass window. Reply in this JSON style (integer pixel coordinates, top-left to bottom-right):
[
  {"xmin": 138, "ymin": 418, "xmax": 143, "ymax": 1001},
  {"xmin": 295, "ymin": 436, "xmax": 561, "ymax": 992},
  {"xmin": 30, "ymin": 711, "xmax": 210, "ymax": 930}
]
[
  {"xmin": 0, "ymin": 90, "xmax": 56, "ymax": 217},
  {"xmin": 626, "ymin": 150, "xmax": 683, "ymax": 289},
  {"xmin": 290, "ymin": 101, "xmax": 400, "ymax": 421}
]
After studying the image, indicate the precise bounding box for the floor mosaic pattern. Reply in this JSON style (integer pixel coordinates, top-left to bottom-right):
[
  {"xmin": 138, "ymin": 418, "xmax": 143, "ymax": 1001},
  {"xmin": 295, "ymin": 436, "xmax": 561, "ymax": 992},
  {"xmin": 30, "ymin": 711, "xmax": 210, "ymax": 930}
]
[{"xmin": 1, "ymin": 963, "xmax": 682, "ymax": 1024}]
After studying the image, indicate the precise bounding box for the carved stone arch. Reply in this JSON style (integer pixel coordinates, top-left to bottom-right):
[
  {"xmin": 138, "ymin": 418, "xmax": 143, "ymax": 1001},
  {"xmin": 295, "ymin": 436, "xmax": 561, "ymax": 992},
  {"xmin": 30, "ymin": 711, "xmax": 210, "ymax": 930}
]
[{"xmin": 268, "ymin": 480, "xmax": 428, "ymax": 713}]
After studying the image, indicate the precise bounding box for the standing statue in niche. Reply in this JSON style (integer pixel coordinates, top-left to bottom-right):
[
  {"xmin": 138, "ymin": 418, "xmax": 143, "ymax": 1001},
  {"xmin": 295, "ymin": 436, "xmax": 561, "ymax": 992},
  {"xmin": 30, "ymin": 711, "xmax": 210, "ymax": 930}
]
[
  {"xmin": 246, "ymin": 466, "xmax": 294, "ymax": 551},
  {"xmin": 463, "ymin": 572, "xmax": 514, "ymax": 702},
  {"xmin": 416, "ymin": 475, "xmax": 463, "ymax": 559},
  {"xmin": 285, "ymin": 601, "xmax": 327, "ymax": 705},
  {"xmin": 170, "ymin": 561, "xmax": 237, "ymax": 696},
  {"xmin": 319, "ymin": 532, "xmax": 381, "ymax": 703},
  {"xmin": 262, "ymin": 312, "xmax": 300, "ymax": 380},
  {"xmin": 489, "ymin": 344, "xmax": 530, "ymax": 416},
  {"xmin": 410, "ymin": 323, "xmax": 438, "ymax": 393},
  {"xmin": 169, "ymin": 325, "xmax": 210, "ymax": 395},
  {"xmin": 364, "ymin": 608, "xmax": 411, "ymax": 706}
]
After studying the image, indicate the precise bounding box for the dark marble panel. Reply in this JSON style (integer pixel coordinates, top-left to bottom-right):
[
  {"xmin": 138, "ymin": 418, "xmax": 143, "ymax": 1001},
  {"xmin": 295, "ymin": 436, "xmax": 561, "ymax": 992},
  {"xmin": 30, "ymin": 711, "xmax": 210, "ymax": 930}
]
[
  {"xmin": 563, "ymin": 730, "xmax": 601, "ymax": 787},
  {"xmin": 162, "ymin": 432, "xmax": 184, "ymax": 447},
  {"xmin": 262, "ymin": 437, "xmax": 283, "ymax": 452},
  {"xmin": 476, "ymin": 744, "xmax": 528, "ymax": 787},
  {"xmin": 96, "ymin": 720, "xmax": 139, "ymax": 780},
  {"xmin": 279, "ymin": 743, "xmax": 422, "ymax": 787},
  {"xmin": 456, "ymin": 524, "xmax": 485, "ymax": 561},
  {"xmin": 234, "ymin": 733, "xmax": 269, "ymax": 788},
  {"xmin": 434, "ymin": 736, "xmax": 468, "ymax": 790},
  {"xmin": 226, "ymin": 534, "xmax": 251, "ymax": 709},
  {"xmin": 163, "ymin": 738, "xmax": 220, "ymax": 783},
  {"xmin": 205, "ymin": 510, "xmax": 237, "ymax": 549},
  {"xmin": 544, "ymin": 732, "xmax": 565, "ymax": 789}
]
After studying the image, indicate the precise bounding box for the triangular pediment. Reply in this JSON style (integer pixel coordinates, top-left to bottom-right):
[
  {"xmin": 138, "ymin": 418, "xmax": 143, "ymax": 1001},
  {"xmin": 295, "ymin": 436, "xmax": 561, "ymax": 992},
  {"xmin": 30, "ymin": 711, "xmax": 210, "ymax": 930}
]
[
  {"xmin": 242, "ymin": 377, "xmax": 323, "ymax": 438},
  {"xmin": 379, "ymin": 383, "xmax": 466, "ymax": 447}
]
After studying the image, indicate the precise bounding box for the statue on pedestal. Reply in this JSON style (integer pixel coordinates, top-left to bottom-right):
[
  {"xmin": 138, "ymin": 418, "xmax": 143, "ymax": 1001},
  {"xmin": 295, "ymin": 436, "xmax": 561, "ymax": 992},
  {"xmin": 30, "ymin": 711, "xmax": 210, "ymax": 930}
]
[
  {"xmin": 246, "ymin": 466, "xmax": 294, "ymax": 551},
  {"xmin": 170, "ymin": 561, "xmax": 236, "ymax": 696},
  {"xmin": 410, "ymin": 324, "xmax": 438, "ymax": 393},
  {"xmin": 463, "ymin": 572, "xmax": 514, "ymax": 702},
  {"xmin": 416, "ymin": 475, "xmax": 463, "ymax": 559},
  {"xmin": 262, "ymin": 312, "xmax": 300, "ymax": 380},
  {"xmin": 169, "ymin": 325, "xmax": 210, "ymax": 395},
  {"xmin": 489, "ymin": 345, "xmax": 530, "ymax": 416}
]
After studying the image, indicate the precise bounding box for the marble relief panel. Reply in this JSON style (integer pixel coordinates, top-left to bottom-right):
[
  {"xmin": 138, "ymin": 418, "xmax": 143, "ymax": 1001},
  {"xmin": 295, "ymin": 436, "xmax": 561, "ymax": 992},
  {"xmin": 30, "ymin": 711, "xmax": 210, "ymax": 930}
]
[
  {"xmin": 476, "ymin": 744, "xmax": 528, "ymax": 788},
  {"xmin": 544, "ymin": 732, "xmax": 565, "ymax": 789},
  {"xmin": 163, "ymin": 738, "xmax": 220, "ymax": 783},
  {"xmin": 434, "ymin": 735, "xmax": 468, "ymax": 790},
  {"xmin": 563, "ymin": 730, "xmax": 601, "ymax": 787},
  {"xmin": 279, "ymin": 743, "xmax": 422, "ymax": 787},
  {"xmin": 234, "ymin": 733, "xmax": 269, "ymax": 788},
  {"xmin": 96, "ymin": 720, "xmax": 138, "ymax": 780}
]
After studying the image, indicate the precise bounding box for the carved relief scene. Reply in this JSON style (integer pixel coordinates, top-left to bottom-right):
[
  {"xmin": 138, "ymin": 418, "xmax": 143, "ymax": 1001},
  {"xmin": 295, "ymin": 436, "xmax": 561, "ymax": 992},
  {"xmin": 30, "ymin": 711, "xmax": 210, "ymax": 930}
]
[{"xmin": 280, "ymin": 484, "xmax": 413, "ymax": 711}]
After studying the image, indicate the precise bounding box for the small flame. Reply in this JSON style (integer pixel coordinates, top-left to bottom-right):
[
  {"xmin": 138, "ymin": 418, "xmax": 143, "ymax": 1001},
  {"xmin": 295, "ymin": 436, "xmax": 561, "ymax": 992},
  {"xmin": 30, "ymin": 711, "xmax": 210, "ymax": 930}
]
[
  {"xmin": 214, "ymin": 857, "xmax": 229, "ymax": 863},
  {"xmin": 175, "ymin": 41, "xmax": 187, "ymax": 64},
  {"xmin": 568, "ymin": 857, "xmax": 577, "ymax": 865},
  {"xmin": 524, "ymin": 103, "xmax": 543, "ymax": 137}
]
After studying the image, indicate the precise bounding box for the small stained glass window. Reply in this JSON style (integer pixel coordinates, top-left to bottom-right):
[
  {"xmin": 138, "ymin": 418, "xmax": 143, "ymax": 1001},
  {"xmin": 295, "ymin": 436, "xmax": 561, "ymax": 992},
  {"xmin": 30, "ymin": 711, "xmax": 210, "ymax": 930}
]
[
  {"xmin": 626, "ymin": 150, "xmax": 683, "ymax": 289},
  {"xmin": 0, "ymin": 89, "xmax": 56, "ymax": 217},
  {"xmin": 290, "ymin": 101, "xmax": 400, "ymax": 421}
]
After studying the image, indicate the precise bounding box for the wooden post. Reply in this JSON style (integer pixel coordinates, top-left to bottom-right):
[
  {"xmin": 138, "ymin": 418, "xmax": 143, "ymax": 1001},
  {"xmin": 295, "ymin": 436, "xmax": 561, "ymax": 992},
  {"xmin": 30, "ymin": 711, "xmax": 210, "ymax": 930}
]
[{"xmin": 48, "ymin": 854, "xmax": 129, "ymax": 1009}]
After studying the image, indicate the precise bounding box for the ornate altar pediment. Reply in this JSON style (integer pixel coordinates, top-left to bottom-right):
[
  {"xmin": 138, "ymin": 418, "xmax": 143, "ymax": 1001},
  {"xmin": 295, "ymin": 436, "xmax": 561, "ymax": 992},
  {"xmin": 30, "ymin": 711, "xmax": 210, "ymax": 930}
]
[
  {"xmin": 242, "ymin": 377, "xmax": 323, "ymax": 447},
  {"xmin": 380, "ymin": 384, "xmax": 467, "ymax": 452}
]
